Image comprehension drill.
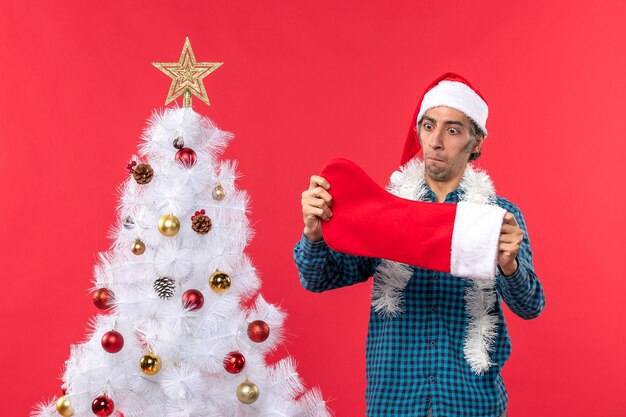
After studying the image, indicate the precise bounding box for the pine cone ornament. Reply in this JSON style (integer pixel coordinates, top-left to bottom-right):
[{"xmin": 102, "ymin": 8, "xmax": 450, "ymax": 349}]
[
  {"xmin": 133, "ymin": 164, "xmax": 154, "ymax": 185},
  {"xmin": 153, "ymin": 277, "xmax": 175, "ymax": 299},
  {"xmin": 191, "ymin": 210, "xmax": 212, "ymax": 235}
]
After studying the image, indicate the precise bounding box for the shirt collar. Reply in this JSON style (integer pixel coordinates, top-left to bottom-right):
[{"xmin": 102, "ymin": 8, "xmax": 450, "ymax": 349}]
[{"xmin": 423, "ymin": 183, "xmax": 462, "ymax": 203}]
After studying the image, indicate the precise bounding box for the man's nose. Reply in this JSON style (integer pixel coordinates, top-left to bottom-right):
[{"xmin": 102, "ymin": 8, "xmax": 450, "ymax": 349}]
[{"xmin": 428, "ymin": 127, "xmax": 445, "ymax": 149}]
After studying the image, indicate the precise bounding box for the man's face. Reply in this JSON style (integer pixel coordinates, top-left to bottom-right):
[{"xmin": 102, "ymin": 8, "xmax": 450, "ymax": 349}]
[{"xmin": 418, "ymin": 106, "xmax": 482, "ymax": 182}]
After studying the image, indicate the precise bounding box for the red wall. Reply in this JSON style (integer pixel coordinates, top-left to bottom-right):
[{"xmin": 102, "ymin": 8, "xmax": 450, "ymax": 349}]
[{"xmin": 1, "ymin": 1, "xmax": 625, "ymax": 416}]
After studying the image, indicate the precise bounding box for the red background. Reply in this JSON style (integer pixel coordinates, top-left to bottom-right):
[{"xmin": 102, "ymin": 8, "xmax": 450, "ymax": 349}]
[{"xmin": 1, "ymin": 1, "xmax": 625, "ymax": 416}]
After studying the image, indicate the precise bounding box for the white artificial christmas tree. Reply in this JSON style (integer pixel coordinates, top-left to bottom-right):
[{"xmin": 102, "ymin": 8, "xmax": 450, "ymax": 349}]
[{"xmin": 33, "ymin": 38, "xmax": 330, "ymax": 417}]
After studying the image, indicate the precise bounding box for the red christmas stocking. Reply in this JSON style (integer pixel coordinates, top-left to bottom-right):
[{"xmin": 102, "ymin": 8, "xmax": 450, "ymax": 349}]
[{"xmin": 320, "ymin": 158, "xmax": 506, "ymax": 279}]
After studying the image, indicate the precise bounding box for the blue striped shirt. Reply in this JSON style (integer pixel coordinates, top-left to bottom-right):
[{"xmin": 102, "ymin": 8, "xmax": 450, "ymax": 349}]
[{"xmin": 293, "ymin": 187, "xmax": 545, "ymax": 417}]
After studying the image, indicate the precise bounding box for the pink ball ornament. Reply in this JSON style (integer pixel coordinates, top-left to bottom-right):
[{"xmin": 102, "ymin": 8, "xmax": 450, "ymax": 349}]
[
  {"xmin": 93, "ymin": 288, "xmax": 114, "ymax": 310},
  {"xmin": 247, "ymin": 320, "xmax": 270, "ymax": 343},
  {"xmin": 175, "ymin": 148, "xmax": 197, "ymax": 168},
  {"xmin": 182, "ymin": 289, "xmax": 204, "ymax": 311},
  {"xmin": 223, "ymin": 351, "xmax": 246, "ymax": 374},
  {"xmin": 91, "ymin": 395, "xmax": 114, "ymax": 416},
  {"xmin": 101, "ymin": 330, "xmax": 124, "ymax": 353}
]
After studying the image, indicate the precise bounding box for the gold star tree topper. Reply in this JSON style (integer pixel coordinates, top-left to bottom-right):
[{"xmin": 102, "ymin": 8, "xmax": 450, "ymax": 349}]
[{"xmin": 153, "ymin": 37, "xmax": 222, "ymax": 107}]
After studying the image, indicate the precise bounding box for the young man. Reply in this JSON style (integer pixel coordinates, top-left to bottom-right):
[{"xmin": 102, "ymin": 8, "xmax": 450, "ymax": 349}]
[{"xmin": 293, "ymin": 73, "xmax": 545, "ymax": 417}]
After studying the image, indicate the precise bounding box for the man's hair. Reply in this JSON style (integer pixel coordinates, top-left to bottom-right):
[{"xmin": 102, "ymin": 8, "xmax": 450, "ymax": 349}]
[
  {"xmin": 467, "ymin": 117, "xmax": 485, "ymax": 162},
  {"xmin": 417, "ymin": 116, "xmax": 485, "ymax": 162}
]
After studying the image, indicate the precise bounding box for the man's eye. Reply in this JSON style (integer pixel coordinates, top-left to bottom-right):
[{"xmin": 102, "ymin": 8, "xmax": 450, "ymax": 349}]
[
  {"xmin": 424, "ymin": 123, "xmax": 433, "ymax": 130},
  {"xmin": 448, "ymin": 128, "xmax": 459, "ymax": 134}
]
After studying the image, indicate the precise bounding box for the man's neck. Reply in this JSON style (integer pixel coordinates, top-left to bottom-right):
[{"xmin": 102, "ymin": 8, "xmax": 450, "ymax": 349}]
[{"xmin": 425, "ymin": 170, "xmax": 465, "ymax": 203}]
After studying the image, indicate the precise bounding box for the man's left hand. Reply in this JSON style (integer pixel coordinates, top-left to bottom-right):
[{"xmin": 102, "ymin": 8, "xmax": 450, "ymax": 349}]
[{"xmin": 498, "ymin": 212, "xmax": 524, "ymax": 276}]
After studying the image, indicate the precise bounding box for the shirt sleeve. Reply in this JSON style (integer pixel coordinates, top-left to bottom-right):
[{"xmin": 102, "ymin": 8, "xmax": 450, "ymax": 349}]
[
  {"xmin": 293, "ymin": 232, "xmax": 381, "ymax": 293},
  {"xmin": 495, "ymin": 206, "xmax": 546, "ymax": 320}
]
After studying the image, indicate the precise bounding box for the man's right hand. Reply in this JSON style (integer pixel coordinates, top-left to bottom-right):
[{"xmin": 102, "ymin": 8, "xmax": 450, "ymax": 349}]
[{"xmin": 301, "ymin": 175, "xmax": 333, "ymax": 242}]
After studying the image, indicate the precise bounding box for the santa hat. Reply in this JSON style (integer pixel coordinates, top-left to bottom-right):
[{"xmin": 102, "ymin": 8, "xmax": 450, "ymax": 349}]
[{"xmin": 400, "ymin": 72, "xmax": 489, "ymax": 166}]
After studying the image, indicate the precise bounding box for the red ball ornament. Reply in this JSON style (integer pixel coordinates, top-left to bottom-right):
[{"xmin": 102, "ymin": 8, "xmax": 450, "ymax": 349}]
[
  {"xmin": 101, "ymin": 330, "xmax": 124, "ymax": 353},
  {"xmin": 175, "ymin": 148, "xmax": 197, "ymax": 168},
  {"xmin": 91, "ymin": 395, "xmax": 114, "ymax": 416},
  {"xmin": 182, "ymin": 289, "xmax": 204, "ymax": 311},
  {"xmin": 93, "ymin": 288, "xmax": 114, "ymax": 310},
  {"xmin": 223, "ymin": 351, "xmax": 246, "ymax": 374},
  {"xmin": 247, "ymin": 320, "xmax": 270, "ymax": 343}
]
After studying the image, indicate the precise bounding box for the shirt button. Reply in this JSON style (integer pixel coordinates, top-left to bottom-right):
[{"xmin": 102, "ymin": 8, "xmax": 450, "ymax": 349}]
[
  {"xmin": 425, "ymin": 396, "xmax": 431, "ymax": 402},
  {"xmin": 431, "ymin": 307, "xmax": 437, "ymax": 313},
  {"xmin": 429, "ymin": 375, "xmax": 435, "ymax": 381},
  {"xmin": 430, "ymin": 340, "xmax": 436, "ymax": 347}
]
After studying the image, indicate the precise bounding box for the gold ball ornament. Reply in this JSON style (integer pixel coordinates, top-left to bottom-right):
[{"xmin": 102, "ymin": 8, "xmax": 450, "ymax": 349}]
[
  {"xmin": 209, "ymin": 270, "xmax": 231, "ymax": 293},
  {"xmin": 56, "ymin": 395, "xmax": 74, "ymax": 417},
  {"xmin": 158, "ymin": 214, "xmax": 180, "ymax": 236},
  {"xmin": 139, "ymin": 352, "xmax": 162, "ymax": 375},
  {"xmin": 131, "ymin": 238, "xmax": 146, "ymax": 255},
  {"xmin": 212, "ymin": 183, "xmax": 226, "ymax": 201},
  {"xmin": 236, "ymin": 379, "xmax": 260, "ymax": 404}
]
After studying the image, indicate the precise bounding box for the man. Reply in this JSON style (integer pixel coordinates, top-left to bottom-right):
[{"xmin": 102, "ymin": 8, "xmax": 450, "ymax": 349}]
[{"xmin": 293, "ymin": 73, "xmax": 545, "ymax": 417}]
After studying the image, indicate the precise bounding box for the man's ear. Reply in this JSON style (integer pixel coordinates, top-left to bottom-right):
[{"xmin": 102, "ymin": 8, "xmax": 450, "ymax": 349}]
[{"xmin": 473, "ymin": 135, "xmax": 485, "ymax": 153}]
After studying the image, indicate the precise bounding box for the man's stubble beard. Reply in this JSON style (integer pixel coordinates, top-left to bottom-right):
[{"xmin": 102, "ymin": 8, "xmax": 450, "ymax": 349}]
[
  {"xmin": 425, "ymin": 163, "xmax": 450, "ymax": 182},
  {"xmin": 424, "ymin": 153, "xmax": 471, "ymax": 182}
]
